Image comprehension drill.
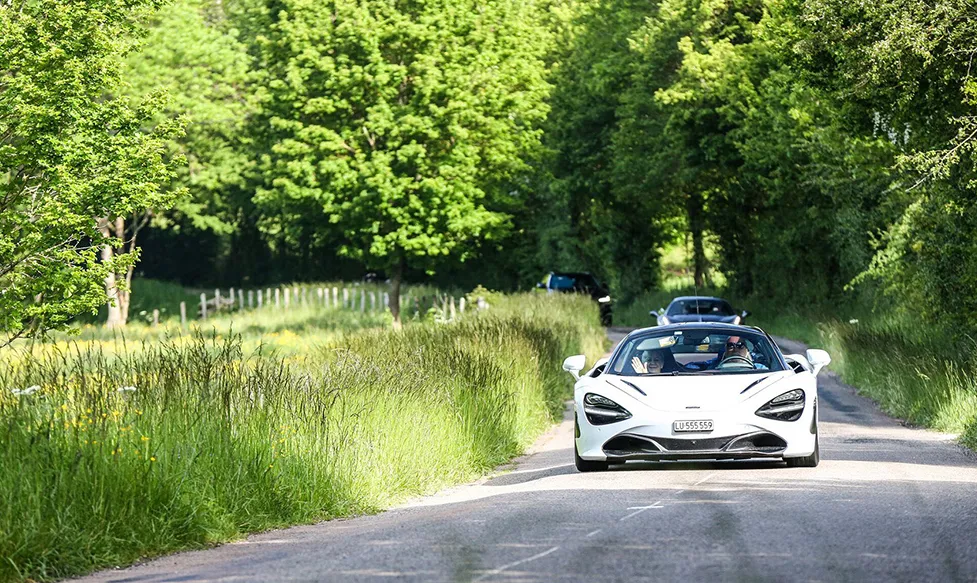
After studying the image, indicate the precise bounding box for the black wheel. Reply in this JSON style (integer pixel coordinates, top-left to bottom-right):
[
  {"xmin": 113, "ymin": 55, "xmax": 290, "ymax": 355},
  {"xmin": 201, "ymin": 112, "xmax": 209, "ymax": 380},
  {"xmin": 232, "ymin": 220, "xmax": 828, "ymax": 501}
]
[
  {"xmin": 785, "ymin": 437, "xmax": 820, "ymax": 468},
  {"xmin": 575, "ymin": 444, "xmax": 609, "ymax": 472}
]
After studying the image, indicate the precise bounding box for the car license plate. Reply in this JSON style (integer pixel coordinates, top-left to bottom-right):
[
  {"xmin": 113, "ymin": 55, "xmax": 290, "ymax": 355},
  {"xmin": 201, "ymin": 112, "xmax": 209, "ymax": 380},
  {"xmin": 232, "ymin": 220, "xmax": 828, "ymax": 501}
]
[{"xmin": 673, "ymin": 419, "xmax": 714, "ymax": 433}]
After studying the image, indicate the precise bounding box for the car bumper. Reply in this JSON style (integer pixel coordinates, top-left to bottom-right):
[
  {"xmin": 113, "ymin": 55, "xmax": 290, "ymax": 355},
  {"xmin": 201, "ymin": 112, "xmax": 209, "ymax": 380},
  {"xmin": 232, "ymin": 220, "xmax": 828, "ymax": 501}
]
[{"xmin": 575, "ymin": 405, "xmax": 817, "ymax": 462}]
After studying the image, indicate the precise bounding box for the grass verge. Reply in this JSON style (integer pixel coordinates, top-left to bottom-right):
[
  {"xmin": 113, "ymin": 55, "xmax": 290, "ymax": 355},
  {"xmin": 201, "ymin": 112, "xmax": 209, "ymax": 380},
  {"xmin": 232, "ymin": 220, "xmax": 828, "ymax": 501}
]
[{"xmin": 0, "ymin": 293, "xmax": 605, "ymax": 582}]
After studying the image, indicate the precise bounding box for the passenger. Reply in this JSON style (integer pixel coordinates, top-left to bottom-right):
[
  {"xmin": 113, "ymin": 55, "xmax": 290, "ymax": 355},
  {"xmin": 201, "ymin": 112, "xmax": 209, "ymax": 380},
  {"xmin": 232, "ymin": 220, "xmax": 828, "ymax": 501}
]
[{"xmin": 631, "ymin": 348, "xmax": 666, "ymax": 374}]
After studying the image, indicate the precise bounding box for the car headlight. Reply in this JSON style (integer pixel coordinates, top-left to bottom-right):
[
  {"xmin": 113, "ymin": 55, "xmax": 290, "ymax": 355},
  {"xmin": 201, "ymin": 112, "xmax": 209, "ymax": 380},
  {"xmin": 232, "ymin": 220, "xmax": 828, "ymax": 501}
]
[
  {"xmin": 755, "ymin": 389, "xmax": 805, "ymax": 421},
  {"xmin": 583, "ymin": 393, "xmax": 632, "ymax": 425},
  {"xmin": 597, "ymin": 295, "xmax": 611, "ymax": 303}
]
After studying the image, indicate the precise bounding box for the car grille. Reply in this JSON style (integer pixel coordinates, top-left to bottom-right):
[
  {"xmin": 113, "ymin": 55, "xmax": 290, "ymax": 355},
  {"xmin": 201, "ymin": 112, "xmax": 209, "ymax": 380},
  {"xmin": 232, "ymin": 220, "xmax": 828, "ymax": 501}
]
[
  {"xmin": 652, "ymin": 435, "xmax": 736, "ymax": 451},
  {"xmin": 601, "ymin": 432, "xmax": 787, "ymax": 459}
]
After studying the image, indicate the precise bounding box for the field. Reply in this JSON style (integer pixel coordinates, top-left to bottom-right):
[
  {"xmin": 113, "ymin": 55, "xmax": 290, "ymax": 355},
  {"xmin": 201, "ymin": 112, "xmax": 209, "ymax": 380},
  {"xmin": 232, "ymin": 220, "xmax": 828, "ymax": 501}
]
[{"xmin": 0, "ymin": 286, "xmax": 606, "ymax": 583}]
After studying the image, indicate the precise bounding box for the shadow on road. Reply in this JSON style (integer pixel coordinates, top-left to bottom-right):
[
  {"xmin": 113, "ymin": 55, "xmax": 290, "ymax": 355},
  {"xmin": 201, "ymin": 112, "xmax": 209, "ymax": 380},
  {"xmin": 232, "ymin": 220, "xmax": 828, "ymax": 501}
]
[{"xmin": 484, "ymin": 463, "xmax": 576, "ymax": 486}]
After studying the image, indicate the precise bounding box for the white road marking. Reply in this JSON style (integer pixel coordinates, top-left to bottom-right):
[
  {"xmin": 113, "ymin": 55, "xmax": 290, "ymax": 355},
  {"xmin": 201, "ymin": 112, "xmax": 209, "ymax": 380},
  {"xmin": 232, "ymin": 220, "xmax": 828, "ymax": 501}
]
[
  {"xmin": 473, "ymin": 546, "xmax": 561, "ymax": 582},
  {"xmin": 586, "ymin": 529, "xmax": 602, "ymax": 537},
  {"xmin": 619, "ymin": 500, "xmax": 664, "ymax": 521},
  {"xmin": 693, "ymin": 472, "xmax": 717, "ymax": 487},
  {"xmin": 618, "ymin": 473, "xmax": 717, "ymax": 521}
]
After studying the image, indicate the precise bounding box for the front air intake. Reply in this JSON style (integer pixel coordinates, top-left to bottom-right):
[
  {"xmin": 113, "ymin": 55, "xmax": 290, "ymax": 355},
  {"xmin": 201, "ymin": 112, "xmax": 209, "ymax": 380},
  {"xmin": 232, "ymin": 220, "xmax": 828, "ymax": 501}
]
[
  {"xmin": 726, "ymin": 432, "xmax": 787, "ymax": 453},
  {"xmin": 602, "ymin": 435, "xmax": 661, "ymax": 457}
]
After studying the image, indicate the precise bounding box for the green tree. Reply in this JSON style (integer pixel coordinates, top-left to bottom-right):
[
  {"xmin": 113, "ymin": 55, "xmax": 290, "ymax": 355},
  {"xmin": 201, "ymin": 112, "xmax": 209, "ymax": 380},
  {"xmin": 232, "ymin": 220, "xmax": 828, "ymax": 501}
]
[
  {"xmin": 105, "ymin": 0, "xmax": 255, "ymax": 325},
  {"xmin": 0, "ymin": 0, "xmax": 178, "ymax": 342},
  {"xmin": 251, "ymin": 0, "xmax": 552, "ymax": 325}
]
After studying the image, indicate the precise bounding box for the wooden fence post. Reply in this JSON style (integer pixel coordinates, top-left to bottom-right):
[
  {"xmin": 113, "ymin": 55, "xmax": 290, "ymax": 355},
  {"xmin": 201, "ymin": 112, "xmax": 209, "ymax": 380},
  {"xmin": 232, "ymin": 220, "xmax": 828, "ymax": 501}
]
[
  {"xmin": 229, "ymin": 287, "xmax": 235, "ymax": 311},
  {"xmin": 317, "ymin": 287, "xmax": 323, "ymax": 305},
  {"xmin": 275, "ymin": 288, "xmax": 280, "ymax": 308},
  {"xmin": 342, "ymin": 288, "xmax": 348, "ymax": 308},
  {"xmin": 200, "ymin": 293, "xmax": 208, "ymax": 320},
  {"xmin": 332, "ymin": 287, "xmax": 338, "ymax": 307},
  {"xmin": 248, "ymin": 290, "xmax": 254, "ymax": 309},
  {"xmin": 450, "ymin": 296, "xmax": 456, "ymax": 321},
  {"xmin": 459, "ymin": 297, "xmax": 466, "ymax": 314},
  {"xmin": 360, "ymin": 289, "xmax": 366, "ymax": 312},
  {"xmin": 152, "ymin": 309, "xmax": 159, "ymax": 327},
  {"xmin": 370, "ymin": 291, "xmax": 376, "ymax": 312},
  {"xmin": 257, "ymin": 289, "xmax": 263, "ymax": 308},
  {"xmin": 383, "ymin": 292, "xmax": 389, "ymax": 312},
  {"xmin": 284, "ymin": 287, "xmax": 290, "ymax": 308},
  {"xmin": 180, "ymin": 301, "xmax": 187, "ymax": 328},
  {"xmin": 238, "ymin": 289, "xmax": 244, "ymax": 311},
  {"xmin": 214, "ymin": 289, "xmax": 221, "ymax": 314}
]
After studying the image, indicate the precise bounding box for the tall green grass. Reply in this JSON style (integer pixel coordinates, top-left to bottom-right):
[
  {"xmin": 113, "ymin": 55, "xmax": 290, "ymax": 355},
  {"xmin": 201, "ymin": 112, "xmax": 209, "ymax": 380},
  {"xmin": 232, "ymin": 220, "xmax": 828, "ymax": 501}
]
[
  {"xmin": 817, "ymin": 319, "xmax": 977, "ymax": 443},
  {"xmin": 0, "ymin": 293, "xmax": 604, "ymax": 582}
]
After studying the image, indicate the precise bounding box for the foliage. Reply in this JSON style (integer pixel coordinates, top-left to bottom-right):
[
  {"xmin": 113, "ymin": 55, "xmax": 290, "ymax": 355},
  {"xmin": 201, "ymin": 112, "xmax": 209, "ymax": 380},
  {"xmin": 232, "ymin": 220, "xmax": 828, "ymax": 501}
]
[
  {"xmin": 123, "ymin": 0, "xmax": 256, "ymax": 237},
  {"xmin": 248, "ymin": 0, "xmax": 552, "ymax": 305},
  {"xmin": 0, "ymin": 0, "xmax": 179, "ymax": 343}
]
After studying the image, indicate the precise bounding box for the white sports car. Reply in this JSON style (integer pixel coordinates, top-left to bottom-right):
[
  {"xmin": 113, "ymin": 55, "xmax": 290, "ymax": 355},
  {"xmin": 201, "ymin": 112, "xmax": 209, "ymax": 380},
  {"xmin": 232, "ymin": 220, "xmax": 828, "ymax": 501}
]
[{"xmin": 563, "ymin": 323, "xmax": 830, "ymax": 472}]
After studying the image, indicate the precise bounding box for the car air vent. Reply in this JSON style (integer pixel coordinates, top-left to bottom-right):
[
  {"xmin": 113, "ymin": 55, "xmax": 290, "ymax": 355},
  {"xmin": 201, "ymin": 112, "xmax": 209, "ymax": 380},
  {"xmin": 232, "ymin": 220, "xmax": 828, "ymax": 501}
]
[
  {"xmin": 602, "ymin": 435, "xmax": 661, "ymax": 456},
  {"xmin": 726, "ymin": 432, "xmax": 787, "ymax": 453}
]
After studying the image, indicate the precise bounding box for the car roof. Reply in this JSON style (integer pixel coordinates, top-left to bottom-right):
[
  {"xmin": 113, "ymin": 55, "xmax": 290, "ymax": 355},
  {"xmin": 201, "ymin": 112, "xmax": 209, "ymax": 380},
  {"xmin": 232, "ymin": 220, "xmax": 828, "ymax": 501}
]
[
  {"xmin": 627, "ymin": 322, "xmax": 765, "ymax": 337},
  {"xmin": 550, "ymin": 271, "xmax": 596, "ymax": 278},
  {"xmin": 669, "ymin": 296, "xmax": 729, "ymax": 303}
]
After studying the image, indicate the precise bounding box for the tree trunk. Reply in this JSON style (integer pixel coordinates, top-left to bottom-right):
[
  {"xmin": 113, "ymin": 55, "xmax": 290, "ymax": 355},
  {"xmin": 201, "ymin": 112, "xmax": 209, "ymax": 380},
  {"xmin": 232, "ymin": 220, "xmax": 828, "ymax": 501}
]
[
  {"xmin": 687, "ymin": 193, "xmax": 707, "ymax": 288},
  {"xmin": 389, "ymin": 255, "xmax": 405, "ymax": 329},
  {"xmin": 98, "ymin": 218, "xmax": 125, "ymax": 328}
]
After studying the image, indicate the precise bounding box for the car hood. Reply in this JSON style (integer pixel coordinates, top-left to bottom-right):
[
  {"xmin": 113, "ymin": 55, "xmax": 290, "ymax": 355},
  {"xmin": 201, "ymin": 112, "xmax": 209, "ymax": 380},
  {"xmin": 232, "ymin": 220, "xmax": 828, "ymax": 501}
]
[
  {"xmin": 605, "ymin": 370, "xmax": 794, "ymax": 413},
  {"xmin": 665, "ymin": 314, "xmax": 739, "ymax": 323}
]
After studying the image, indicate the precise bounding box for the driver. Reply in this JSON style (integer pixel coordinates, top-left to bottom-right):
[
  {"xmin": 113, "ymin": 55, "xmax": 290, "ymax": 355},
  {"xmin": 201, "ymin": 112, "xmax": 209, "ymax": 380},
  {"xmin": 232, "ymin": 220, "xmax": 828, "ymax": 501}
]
[
  {"xmin": 684, "ymin": 335, "xmax": 764, "ymax": 371},
  {"xmin": 718, "ymin": 336, "xmax": 768, "ymax": 370},
  {"xmin": 721, "ymin": 336, "xmax": 752, "ymax": 363}
]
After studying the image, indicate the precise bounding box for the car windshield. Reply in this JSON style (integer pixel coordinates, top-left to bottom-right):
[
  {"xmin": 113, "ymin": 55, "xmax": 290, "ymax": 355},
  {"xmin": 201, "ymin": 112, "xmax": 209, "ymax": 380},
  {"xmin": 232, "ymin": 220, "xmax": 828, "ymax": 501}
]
[
  {"xmin": 609, "ymin": 328, "xmax": 784, "ymax": 376},
  {"xmin": 666, "ymin": 299, "xmax": 735, "ymax": 317}
]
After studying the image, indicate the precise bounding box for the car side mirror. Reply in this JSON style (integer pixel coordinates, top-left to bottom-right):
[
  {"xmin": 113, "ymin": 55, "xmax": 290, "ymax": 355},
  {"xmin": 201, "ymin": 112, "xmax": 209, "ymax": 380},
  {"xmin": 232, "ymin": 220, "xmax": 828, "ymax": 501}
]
[
  {"xmin": 536, "ymin": 282, "xmax": 545, "ymax": 289},
  {"xmin": 741, "ymin": 310, "xmax": 751, "ymax": 319},
  {"xmin": 806, "ymin": 349, "xmax": 831, "ymax": 376},
  {"xmin": 649, "ymin": 310, "xmax": 659, "ymax": 318},
  {"xmin": 562, "ymin": 354, "xmax": 586, "ymax": 380}
]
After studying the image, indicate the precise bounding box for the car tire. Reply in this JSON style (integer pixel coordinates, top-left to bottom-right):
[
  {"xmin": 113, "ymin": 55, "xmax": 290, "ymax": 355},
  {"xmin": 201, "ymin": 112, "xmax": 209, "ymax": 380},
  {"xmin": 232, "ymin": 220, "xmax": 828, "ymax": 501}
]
[
  {"xmin": 574, "ymin": 445, "xmax": 610, "ymax": 472},
  {"xmin": 785, "ymin": 436, "xmax": 819, "ymax": 468}
]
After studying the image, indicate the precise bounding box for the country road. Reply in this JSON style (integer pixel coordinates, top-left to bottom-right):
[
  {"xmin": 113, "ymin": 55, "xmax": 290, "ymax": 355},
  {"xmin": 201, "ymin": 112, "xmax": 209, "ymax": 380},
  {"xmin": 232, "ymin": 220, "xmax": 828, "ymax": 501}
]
[{"xmin": 75, "ymin": 328, "xmax": 977, "ymax": 582}]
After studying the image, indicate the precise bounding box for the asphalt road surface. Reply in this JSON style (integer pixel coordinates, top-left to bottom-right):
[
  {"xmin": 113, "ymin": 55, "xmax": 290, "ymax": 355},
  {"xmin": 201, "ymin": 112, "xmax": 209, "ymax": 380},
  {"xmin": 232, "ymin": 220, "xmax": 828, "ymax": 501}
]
[{"xmin": 76, "ymin": 329, "xmax": 977, "ymax": 582}]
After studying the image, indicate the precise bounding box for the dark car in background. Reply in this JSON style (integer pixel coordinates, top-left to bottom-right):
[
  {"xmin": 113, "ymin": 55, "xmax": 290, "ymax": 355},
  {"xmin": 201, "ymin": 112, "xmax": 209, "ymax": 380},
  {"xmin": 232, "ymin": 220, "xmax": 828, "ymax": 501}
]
[
  {"xmin": 650, "ymin": 296, "xmax": 749, "ymax": 326},
  {"xmin": 538, "ymin": 271, "xmax": 612, "ymax": 326}
]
